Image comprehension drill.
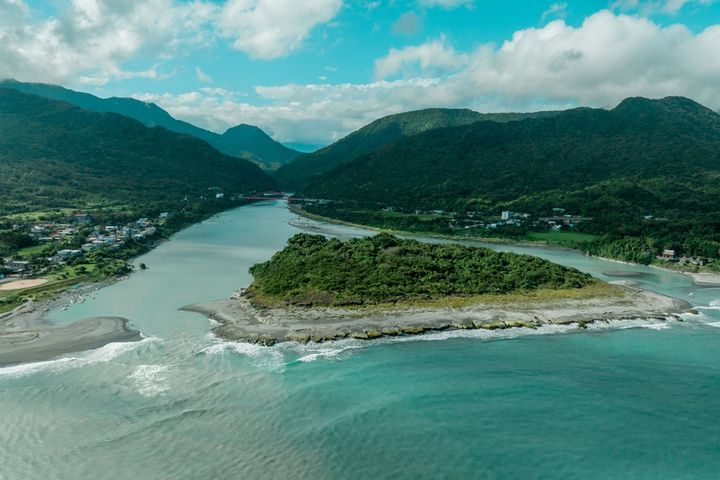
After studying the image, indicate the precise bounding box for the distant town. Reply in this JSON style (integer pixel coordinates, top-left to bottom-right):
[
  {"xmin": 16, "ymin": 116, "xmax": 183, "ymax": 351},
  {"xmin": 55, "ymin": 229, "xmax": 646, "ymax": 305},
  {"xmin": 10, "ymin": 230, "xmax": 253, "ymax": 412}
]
[{"xmin": 1, "ymin": 210, "xmax": 164, "ymax": 280}]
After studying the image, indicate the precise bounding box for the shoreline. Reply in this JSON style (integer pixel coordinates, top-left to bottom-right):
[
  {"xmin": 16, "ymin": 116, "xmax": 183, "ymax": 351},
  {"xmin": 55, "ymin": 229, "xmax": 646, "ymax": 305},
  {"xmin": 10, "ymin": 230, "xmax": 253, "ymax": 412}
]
[
  {"xmin": 649, "ymin": 264, "xmax": 720, "ymax": 286},
  {"xmin": 182, "ymin": 286, "xmax": 691, "ymax": 346},
  {"xmin": 0, "ymin": 202, "xmax": 257, "ymax": 366},
  {"xmin": 0, "ymin": 281, "xmax": 141, "ymax": 366},
  {"xmin": 291, "ymin": 206, "xmax": 720, "ymax": 285},
  {"xmin": 288, "ymin": 204, "xmax": 541, "ymax": 247}
]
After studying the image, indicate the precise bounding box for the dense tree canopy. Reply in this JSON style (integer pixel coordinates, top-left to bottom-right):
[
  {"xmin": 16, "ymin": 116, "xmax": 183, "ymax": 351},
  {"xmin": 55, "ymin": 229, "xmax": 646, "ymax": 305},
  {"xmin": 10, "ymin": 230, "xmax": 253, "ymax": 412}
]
[{"xmin": 249, "ymin": 233, "xmax": 595, "ymax": 306}]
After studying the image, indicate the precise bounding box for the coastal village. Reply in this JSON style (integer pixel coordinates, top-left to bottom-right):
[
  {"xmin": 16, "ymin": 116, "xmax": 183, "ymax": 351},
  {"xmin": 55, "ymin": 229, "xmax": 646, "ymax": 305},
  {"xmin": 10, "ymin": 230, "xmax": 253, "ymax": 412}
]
[{"xmin": 0, "ymin": 210, "xmax": 164, "ymax": 282}]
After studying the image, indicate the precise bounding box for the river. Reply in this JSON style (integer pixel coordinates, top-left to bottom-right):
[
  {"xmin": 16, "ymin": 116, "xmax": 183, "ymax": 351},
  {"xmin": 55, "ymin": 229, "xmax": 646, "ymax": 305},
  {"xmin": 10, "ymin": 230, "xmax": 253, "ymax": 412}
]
[{"xmin": 1, "ymin": 201, "xmax": 719, "ymax": 479}]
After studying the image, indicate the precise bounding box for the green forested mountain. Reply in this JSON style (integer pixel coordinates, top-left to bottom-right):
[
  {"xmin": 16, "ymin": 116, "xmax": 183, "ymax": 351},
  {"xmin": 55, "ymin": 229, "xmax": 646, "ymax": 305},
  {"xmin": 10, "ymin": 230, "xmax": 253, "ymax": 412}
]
[
  {"xmin": 0, "ymin": 80, "xmax": 299, "ymax": 169},
  {"xmin": 303, "ymin": 97, "xmax": 720, "ymax": 263},
  {"xmin": 275, "ymin": 108, "xmax": 557, "ymax": 190},
  {"xmin": 0, "ymin": 88, "xmax": 277, "ymax": 215},
  {"xmin": 215, "ymin": 124, "xmax": 300, "ymax": 168},
  {"xmin": 306, "ymin": 97, "xmax": 720, "ymax": 213}
]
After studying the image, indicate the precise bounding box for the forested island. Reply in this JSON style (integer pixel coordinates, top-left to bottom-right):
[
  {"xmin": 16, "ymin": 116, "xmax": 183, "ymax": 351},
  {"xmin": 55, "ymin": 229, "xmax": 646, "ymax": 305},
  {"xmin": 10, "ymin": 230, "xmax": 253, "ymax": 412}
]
[{"xmin": 184, "ymin": 234, "xmax": 690, "ymax": 345}]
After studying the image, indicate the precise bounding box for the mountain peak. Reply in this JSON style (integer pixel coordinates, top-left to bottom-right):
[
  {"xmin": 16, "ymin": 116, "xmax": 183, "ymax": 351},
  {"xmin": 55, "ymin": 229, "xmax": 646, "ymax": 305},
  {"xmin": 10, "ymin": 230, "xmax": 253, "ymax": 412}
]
[
  {"xmin": 614, "ymin": 96, "xmax": 716, "ymax": 116},
  {"xmin": 223, "ymin": 124, "xmax": 267, "ymax": 137},
  {"xmin": 0, "ymin": 80, "xmax": 299, "ymax": 169}
]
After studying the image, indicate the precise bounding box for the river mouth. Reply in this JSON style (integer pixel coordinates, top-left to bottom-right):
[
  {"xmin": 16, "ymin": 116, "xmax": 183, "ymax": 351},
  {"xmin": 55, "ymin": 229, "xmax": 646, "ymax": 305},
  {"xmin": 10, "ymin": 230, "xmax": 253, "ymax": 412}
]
[
  {"xmin": 603, "ymin": 270, "xmax": 653, "ymax": 278},
  {"xmin": 1, "ymin": 202, "xmax": 719, "ymax": 480}
]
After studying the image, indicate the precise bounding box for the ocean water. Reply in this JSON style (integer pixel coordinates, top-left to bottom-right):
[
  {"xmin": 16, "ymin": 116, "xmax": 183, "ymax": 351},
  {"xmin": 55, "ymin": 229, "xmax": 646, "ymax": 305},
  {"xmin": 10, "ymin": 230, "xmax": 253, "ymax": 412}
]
[{"xmin": 1, "ymin": 202, "xmax": 719, "ymax": 479}]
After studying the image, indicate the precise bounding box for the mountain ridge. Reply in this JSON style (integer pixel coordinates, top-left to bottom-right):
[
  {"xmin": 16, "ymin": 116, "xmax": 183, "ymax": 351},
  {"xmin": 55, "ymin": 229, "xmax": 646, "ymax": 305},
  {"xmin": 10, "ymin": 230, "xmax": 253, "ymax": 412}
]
[
  {"xmin": 0, "ymin": 88, "xmax": 276, "ymax": 214},
  {"xmin": 0, "ymin": 79, "xmax": 299, "ymax": 169},
  {"xmin": 303, "ymin": 95, "xmax": 720, "ymax": 216},
  {"xmin": 274, "ymin": 107, "xmax": 559, "ymax": 190}
]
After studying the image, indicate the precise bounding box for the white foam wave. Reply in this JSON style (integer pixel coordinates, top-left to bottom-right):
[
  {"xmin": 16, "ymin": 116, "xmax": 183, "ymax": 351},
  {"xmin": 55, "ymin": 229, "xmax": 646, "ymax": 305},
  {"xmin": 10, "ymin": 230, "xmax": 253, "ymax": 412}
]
[
  {"xmin": 200, "ymin": 317, "xmax": 680, "ymax": 370},
  {"xmin": 294, "ymin": 343, "xmax": 366, "ymax": 363},
  {"xmin": 705, "ymin": 321, "xmax": 720, "ymax": 328},
  {"xmin": 0, "ymin": 337, "xmax": 160, "ymax": 380},
  {"xmin": 201, "ymin": 338, "xmax": 285, "ymax": 371},
  {"xmin": 128, "ymin": 364, "xmax": 171, "ymax": 397},
  {"xmin": 695, "ymin": 305, "xmax": 720, "ymax": 311},
  {"xmin": 710, "ymin": 300, "xmax": 720, "ymax": 307}
]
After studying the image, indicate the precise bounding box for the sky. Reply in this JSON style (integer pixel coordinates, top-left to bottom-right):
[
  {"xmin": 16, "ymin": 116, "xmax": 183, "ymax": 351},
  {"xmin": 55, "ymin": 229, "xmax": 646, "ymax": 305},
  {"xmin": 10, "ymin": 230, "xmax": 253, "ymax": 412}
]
[{"xmin": 1, "ymin": 0, "xmax": 720, "ymax": 146}]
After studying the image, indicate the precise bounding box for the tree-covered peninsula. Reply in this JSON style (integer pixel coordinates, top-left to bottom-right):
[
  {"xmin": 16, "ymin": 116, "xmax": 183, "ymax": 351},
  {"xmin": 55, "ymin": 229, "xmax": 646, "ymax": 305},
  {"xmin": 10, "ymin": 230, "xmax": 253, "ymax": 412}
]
[
  {"xmin": 184, "ymin": 233, "xmax": 689, "ymax": 345},
  {"xmin": 247, "ymin": 233, "xmax": 596, "ymax": 307}
]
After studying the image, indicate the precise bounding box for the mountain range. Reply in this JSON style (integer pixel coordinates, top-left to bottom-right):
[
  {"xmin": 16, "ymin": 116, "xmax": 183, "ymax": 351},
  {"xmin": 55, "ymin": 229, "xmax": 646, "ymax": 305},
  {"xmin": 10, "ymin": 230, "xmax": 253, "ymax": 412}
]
[
  {"xmin": 0, "ymin": 88, "xmax": 276, "ymax": 215},
  {"xmin": 0, "ymin": 80, "xmax": 299, "ymax": 170},
  {"xmin": 274, "ymin": 107, "xmax": 558, "ymax": 191},
  {"xmin": 304, "ymin": 96, "xmax": 720, "ymax": 217}
]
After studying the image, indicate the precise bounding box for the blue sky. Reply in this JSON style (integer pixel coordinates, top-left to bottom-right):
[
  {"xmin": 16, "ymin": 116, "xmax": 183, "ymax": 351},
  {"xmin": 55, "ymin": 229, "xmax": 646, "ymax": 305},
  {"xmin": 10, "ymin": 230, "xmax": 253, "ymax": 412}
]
[{"xmin": 2, "ymin": 0, "xmax": 720, "ymax": 145}]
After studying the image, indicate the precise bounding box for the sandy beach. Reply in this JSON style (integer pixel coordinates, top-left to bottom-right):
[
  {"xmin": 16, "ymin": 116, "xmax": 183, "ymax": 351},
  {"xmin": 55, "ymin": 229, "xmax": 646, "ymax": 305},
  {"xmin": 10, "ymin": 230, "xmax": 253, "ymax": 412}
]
[
  {"xmin": 183, "ymin": 286, "xmax": 691, "ymax": 346},
  {"xmin": 688, "ymin": 272, "xmax": 720, "ymax": 286},
  {"xmin": 0, "ymin": 279, "xmax": 49, "ymax": 290},
  {"xmin": 0, "ymin": 284, "xmax": 141, "ymax": 366}
]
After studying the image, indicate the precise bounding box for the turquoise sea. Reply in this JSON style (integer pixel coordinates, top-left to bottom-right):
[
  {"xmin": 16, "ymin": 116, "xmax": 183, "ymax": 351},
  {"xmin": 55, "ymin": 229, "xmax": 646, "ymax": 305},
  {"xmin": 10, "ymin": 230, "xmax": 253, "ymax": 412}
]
[{"xmin": 1, "ymin": 202, "xmax": 719, "ymax": 479}]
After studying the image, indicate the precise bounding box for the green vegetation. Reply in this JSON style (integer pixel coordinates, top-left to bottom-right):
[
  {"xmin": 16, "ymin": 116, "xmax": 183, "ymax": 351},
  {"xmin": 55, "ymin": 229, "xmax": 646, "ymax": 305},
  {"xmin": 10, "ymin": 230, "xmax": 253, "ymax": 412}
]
[
  {"xmin": 526, "ymin": 231, "xmax": 598, "ymax": 245},
  {"xmin": 295, "ymin": 97, "xmax": 720, "ymax": 266},
  {"xmin": 247, "ymin": 233, "xmax": 596, "ymax": 307},
  {"xmin": 275, "ymin": 107, "xmax": 557, "ymax": 190},
  {"xmin": 0, "ymin": 80, "xmax": 299, "ymax": 169},
  {"xmin": 0, "ymin": 88, "xmax": 277, "ymax": 216},
  {"xmin": 0, "ymin": 88, "xmax": 281, "ymax": 311}
]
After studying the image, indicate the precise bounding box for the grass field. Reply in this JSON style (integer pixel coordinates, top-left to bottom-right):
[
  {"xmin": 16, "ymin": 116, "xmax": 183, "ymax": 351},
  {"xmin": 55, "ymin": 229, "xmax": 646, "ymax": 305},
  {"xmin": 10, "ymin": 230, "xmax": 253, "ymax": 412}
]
[
  {"xmin": 527, "ymin": 231, "xmax": 597, "ymax": 244},
  {"xmin": 17, "ymin": 244, "xmax": 52, "ymax": 257},
  {"xmin": 1, "ymin": 208, "xmax": 75, "ymax": 221}
]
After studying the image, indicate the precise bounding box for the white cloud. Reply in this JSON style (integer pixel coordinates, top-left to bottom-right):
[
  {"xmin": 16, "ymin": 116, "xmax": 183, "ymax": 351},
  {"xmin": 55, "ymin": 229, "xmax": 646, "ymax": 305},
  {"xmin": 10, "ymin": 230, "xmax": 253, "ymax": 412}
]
[
  {"xmin": 374, "ymin": 36, "xmax": 469, "ymax": 79},
  {"xmin": 217, "ymin": 0, "xmax": 343, "ymax": 59},
  {"xmin": 542, "ymin": 2, "xmax": 568, "ymax": 21},
  {"xmin": 0, "ymin": 0, "xmax": 217, "ymax": 85},
  {"xmin": 195, "ymin": 67, "xmax": 213, "ymax": 83},
  {"xmin": 136, "ymin": 10, "xmax": 720, "ymax": 145},
  {"xmin": 418, "ymin": 0, "xmax": 474, "ymax": 8},
  {"xmin": 0, "ymin": 0, "xmax": 344, "ymax": 85},
  {"xmin": 612, "ymin": 0, "xmax": 715, "ymax": 14},
  {"xmin": 392, "ymin": 11, "xmax": 423, "ymax": 35}
]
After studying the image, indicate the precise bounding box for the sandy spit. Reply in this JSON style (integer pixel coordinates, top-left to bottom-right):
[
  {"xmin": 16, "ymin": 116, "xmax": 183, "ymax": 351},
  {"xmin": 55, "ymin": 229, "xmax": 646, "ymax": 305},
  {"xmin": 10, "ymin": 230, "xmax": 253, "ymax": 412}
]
[
  {"xmin": 0, "ymin": 282, "xmax": 141, "ymax": 366},
  {"xmin": 0, "ymin": 316, "xmax": 141, "ymax": 366}
]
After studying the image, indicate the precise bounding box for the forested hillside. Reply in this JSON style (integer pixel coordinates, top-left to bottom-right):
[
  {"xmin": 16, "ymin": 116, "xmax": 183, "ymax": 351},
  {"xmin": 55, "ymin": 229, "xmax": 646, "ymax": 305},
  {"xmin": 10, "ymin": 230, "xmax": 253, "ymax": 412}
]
[
  {"xmin": 0, "ymin": 80, "xmax": 299, "ymax": 169},
  {"xmin": 0, "ymin": 88, "xmax": 277, "ymax": 215},
  {"xmin": 301, "ymin": 97, "xmax": 720, "ymax": 264},
  {"xmin": 275, "ymin": 108, "xmax": 557, "ymax": 190}
]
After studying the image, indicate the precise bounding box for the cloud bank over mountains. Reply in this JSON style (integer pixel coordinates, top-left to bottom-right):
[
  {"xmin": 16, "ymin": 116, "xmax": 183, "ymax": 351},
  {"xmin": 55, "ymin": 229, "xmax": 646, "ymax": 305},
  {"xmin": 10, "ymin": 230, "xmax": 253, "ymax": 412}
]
[{"xmin": 2, "ymin": 1, "xmax": 720, "ymax": 144}]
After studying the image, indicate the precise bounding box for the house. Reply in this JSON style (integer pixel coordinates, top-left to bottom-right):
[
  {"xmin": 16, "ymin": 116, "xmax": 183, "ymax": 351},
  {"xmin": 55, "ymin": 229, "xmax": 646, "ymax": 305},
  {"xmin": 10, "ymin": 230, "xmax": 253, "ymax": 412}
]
[
  {"xmin": 73, "ymin": 212, "xmax": 93, "ymax": 224},
  {"xmin": 52, "ymin": 249, "xmax": 83, "ymax": 263},
  {"xmin": 5, "ymin": 260, "xmax": 30, "ymax": 272},
  {"xmin": 215, "ymin": 193, "xmax": 225, "ymax": 199},
  {"xmin": 661, "ymin": 249, "xmax": 676, "ymax": 260},
  {"xmin": 501, "ymin": 211, "xmax": 512, "ymax": 220}
]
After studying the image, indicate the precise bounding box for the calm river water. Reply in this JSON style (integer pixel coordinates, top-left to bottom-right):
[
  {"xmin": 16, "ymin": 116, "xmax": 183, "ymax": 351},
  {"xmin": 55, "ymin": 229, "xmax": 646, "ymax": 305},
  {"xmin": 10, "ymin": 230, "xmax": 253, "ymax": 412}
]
[{"xmin": 1, "ymin": 202, "xmax": 719, "ymax": 479}]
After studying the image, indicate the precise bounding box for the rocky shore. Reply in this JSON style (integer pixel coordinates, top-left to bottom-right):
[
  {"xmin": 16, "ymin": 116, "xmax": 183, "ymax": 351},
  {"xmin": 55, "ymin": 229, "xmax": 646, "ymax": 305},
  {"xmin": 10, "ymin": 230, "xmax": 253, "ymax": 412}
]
[{"xmin": 183, "ymin": 286, "xmax": 691, "ymax": 346}]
